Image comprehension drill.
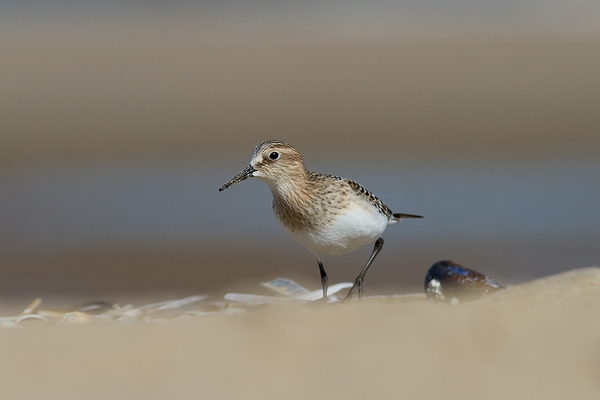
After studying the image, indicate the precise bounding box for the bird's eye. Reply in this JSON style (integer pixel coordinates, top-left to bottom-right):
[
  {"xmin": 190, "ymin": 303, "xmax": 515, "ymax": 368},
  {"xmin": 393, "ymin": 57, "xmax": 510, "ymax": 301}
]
[{"xmin": 269, "ymin": 152, "xmax": 279, "ymax": 160}]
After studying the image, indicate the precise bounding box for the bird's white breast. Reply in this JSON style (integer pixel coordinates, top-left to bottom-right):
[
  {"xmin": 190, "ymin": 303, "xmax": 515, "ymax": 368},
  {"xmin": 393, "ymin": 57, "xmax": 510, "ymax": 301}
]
[{"xmin": 276, "ymin": 200, "xmax": 389, "ymax": 257}]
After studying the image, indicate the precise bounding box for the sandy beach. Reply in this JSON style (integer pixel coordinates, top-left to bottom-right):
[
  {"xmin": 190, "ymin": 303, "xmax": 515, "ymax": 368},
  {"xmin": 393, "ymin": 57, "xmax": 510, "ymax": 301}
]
[{"xmin": 1, "ymin": 267, "xmax": 599, "ymax": 399}]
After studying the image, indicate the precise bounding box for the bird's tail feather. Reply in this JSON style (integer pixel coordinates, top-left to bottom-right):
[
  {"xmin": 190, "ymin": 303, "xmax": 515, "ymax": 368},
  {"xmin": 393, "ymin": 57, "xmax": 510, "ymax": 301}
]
[{"xmin": 392, "ymin": 213, "xmax": 424, "ymax": 221}]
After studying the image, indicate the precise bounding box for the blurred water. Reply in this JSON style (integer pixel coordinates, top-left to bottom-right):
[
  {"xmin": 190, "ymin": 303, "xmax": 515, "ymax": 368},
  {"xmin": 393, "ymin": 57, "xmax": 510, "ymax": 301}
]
[{"xmin": 1, "ymin": 158, "xmax": 598, "ymax": 252}]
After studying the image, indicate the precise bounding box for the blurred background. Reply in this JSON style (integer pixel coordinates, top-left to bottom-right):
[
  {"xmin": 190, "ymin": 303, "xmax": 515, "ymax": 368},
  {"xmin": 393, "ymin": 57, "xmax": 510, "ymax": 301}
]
[{"xmin": 0, "ymin": 0, "xmax": 599, "ymax": 303}]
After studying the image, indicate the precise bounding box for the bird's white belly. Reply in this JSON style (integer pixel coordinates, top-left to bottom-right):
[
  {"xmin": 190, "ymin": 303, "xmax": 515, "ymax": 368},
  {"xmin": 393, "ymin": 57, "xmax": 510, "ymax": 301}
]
[{"xmin": 277, "ymin": 202, "xmax": 388, "ymax": 257}]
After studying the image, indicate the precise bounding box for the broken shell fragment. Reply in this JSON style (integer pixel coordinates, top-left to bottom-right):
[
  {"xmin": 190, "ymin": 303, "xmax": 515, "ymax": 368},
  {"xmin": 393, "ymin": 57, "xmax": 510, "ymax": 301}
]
[
  {"xmin": 424, "ymin": 260, "xmax": 503, "ymax": 304},
  {"xmin": 60, "ymin": 312, "xmax": 92, "ymax": 325}
]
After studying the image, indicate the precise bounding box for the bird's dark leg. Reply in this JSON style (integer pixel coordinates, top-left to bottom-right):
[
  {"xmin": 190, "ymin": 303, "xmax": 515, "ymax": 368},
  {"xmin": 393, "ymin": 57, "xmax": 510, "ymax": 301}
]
[
  {"xmin": 318, "ymin": 259, "xmax": 329, "ymax": 303},
  {"xmin": 342, "ymin": 238, "xmax": 384, "ymax": 302}
]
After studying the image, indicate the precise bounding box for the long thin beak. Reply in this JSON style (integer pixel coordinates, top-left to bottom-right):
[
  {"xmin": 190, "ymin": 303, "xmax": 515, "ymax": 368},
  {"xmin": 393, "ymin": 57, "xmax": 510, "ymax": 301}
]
[{"xmin": 218, "ymin": 165, "xmax": 257, "ymax": 192}]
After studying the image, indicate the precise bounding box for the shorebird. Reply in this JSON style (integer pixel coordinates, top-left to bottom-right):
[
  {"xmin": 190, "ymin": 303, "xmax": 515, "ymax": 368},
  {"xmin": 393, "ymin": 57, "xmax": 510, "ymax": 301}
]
[{"xmin": 219, "ymin": 140, "xmax": 423, "ymax": 302}]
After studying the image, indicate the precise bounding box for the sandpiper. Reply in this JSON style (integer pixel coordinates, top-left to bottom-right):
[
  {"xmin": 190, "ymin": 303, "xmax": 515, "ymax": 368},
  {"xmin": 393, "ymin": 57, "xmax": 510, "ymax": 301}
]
[{"xmin": 219, "ymin": 140, "xmax": 423, "ymax": 302}]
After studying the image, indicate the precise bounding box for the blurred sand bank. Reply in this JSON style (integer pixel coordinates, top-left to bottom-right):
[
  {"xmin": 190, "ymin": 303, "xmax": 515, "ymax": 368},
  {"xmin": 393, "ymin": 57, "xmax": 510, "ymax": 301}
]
[
  {"xmin": 2, "ymin": 35, "xmax": 600, "ymax": 169},
  {"xmin": 0, "ymin": 234, "xmax": 599, "ymax": 300}
]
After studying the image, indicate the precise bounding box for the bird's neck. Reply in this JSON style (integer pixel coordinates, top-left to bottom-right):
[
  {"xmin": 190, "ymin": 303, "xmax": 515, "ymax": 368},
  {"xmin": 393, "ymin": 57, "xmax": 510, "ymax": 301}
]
[
  {"xmin": 262, "ymin": 170, "xmax": 321, "ymax": 231},
  {"xmin": 266, "ymin": 172, "xmax": 312, "ymax": 206}
]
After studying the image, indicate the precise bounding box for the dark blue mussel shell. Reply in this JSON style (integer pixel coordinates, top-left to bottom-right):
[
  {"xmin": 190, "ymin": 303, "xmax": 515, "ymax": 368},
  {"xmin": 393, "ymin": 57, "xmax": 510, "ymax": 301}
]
[{"xmin": 424, "ymin": 260, "xmax": 503, "ymax": 303}]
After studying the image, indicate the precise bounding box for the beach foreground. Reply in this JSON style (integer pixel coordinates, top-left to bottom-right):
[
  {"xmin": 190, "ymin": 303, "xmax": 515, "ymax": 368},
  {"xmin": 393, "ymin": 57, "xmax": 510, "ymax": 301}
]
[{"xmin": 1, "ymin": 267, "xmax": 599, "ymax": 399}]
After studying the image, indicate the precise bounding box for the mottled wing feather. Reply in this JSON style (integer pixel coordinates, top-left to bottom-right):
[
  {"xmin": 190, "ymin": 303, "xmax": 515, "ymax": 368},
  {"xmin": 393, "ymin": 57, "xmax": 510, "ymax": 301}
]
[{"xmin": 342, "ymin": 178, "xmax": 393, "ymax": 219}]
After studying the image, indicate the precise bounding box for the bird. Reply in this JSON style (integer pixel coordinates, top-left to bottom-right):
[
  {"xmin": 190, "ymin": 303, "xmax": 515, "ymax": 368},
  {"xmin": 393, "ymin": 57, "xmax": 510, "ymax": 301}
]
[{"xmin": 219, "ymin": 140, "xmax": 423, "ymax": 302}]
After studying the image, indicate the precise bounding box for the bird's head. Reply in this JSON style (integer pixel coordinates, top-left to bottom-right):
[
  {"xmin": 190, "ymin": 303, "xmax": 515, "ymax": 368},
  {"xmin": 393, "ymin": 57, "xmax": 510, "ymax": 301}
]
[{"xmin": 218, "ymin": 140, "xmax": 307, "ymax": 192}]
